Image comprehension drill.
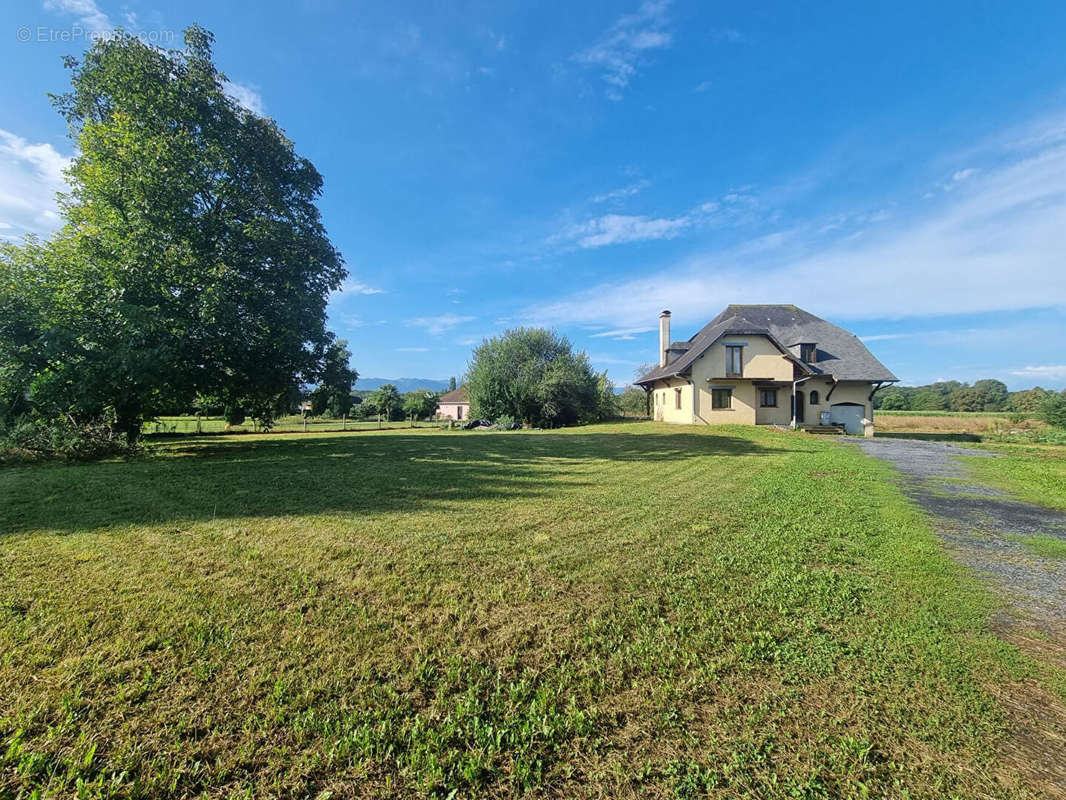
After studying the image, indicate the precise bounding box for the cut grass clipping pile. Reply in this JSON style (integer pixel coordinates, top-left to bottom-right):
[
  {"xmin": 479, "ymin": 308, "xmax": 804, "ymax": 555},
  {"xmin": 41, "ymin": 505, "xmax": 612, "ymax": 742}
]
[{"xmin": 0, "ymin": 423, "xmax": 1046, "ymax": 797}]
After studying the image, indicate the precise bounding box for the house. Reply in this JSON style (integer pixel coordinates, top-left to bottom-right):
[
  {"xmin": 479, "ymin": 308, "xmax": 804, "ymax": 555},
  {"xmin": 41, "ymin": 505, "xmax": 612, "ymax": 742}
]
[
  {"xmin": 436, "ymin": 386, "xmax": 470, "ymax": 421},
  {"xmin": 635, "ymin": 305, "xmax": 897, "ymax": 436}
]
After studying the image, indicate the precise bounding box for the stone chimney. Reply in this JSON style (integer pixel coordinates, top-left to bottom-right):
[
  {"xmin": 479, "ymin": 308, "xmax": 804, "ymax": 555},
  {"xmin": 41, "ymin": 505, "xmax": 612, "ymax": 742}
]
[{"xmin": 659, "ymin": 310, "xmax": 671, "ymax": 367}]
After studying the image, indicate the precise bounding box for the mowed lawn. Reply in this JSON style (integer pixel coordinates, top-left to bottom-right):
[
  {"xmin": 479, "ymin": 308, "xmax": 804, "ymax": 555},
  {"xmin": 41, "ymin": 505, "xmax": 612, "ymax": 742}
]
[{"xmin": 0, "ymin": 423, "xmax": 1047, "ymax": 798}]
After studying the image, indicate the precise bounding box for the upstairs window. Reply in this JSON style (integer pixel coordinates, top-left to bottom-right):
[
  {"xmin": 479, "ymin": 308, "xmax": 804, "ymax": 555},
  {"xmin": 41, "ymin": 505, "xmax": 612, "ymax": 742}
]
[
  {"xmin": 712, "ymin": 388, "xmax": 733, "ymax": 409},
  {"xmin": 725, "ymin": 345, "xmax": 743, "ymax": 377},
  {"xmin": 800, "ymin": 343, "xmax": 817, "ymax": 363},
  {"xmin": 759, "ymin": 389, "xmax": 777, "ymax": 407}
]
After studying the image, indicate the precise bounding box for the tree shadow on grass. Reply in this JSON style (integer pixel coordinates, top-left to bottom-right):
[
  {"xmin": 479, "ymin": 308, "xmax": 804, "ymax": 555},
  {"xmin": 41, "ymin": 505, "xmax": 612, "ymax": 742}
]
[{"xmin": 1, "ymin": 430, "xmax": 802, "ymax": 536}]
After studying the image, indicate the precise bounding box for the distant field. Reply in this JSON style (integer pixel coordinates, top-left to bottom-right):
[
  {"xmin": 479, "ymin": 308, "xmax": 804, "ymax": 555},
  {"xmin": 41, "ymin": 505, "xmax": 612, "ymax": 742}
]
[
  {"xmin": 144, "ymin": 414, "xmax": 442, "ymax": 435},
  {"xmin": 875, "ymin": 410, "xmax": 1024, "ymax": 418},
  {"xmin": 1, "ymin": 423, "xmax": 1058, "ymax": 798},
  {"xmin": 874, "ymin": 410, "xmax": 1049, "ymax": 441}
]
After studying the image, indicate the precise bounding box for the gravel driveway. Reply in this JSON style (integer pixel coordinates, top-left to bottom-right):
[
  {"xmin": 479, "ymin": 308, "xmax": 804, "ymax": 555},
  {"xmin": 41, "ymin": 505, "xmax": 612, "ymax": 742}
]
[{"xmin": 855, "ymin": 438, "xmax": 1066, "ymax": 625}]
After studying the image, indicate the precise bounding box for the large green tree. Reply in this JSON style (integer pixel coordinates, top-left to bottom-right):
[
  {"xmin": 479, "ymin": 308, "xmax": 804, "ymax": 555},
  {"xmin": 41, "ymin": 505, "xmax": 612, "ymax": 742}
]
[
  {"xmin": 402, "ymin": 389, "xmax": 439, "ymax": 420},
  {"xmin": 1, "ymin": 26, "xmax": 345, "ymax": 441},
  {"xmin": 466, "ymin": 328, "xmax": 604, "ymax": 427},
  {"xmin": 368, "ymin": 384, "xmax": 401, "ymax": 421},
  {"xmin": 309, "ymin": 339, "xmax": 358, "ymax": 417}
]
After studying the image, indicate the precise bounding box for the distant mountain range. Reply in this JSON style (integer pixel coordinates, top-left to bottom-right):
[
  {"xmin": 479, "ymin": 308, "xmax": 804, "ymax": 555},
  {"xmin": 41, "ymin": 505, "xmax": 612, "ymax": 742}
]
[{"xmin": 355, "ymin": 377, "xmax": 452, "ymax": 393}]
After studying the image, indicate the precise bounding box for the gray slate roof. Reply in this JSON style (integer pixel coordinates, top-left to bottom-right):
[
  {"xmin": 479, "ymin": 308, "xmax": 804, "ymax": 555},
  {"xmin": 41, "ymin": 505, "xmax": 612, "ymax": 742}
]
[{"xmin": 636, "ymin": 304, "xmax": 897, "ymax": 385}]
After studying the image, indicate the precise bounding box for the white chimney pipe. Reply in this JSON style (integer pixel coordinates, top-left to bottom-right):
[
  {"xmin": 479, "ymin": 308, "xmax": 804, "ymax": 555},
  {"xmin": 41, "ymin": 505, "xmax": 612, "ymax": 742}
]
[{"xmin": 659, "ymin": 310, "xmax": 671, "ymax": 367}]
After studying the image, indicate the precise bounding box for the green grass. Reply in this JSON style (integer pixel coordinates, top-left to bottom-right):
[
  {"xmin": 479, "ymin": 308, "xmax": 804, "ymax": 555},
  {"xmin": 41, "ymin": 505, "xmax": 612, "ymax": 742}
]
[
  {"xmin": 0, "ymin": 423, "xmax": 1048, "ymax": 797},
  {"xmin": 1011, "ymin": 534, "xmax": 1066, "ymax": 559},
  {"xmin": 964, "ymin": 442, "xmax": 1066, "ymax": 512}
]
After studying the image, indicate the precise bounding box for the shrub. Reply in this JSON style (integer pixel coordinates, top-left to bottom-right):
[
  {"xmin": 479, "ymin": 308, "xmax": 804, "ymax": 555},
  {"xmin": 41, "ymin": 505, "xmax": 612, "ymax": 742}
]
[
  {"xmin": 495, "ymin": 414, "xmax": 517, "ymax": 430},
  {"xmin": 0, "ymin": 417, "xmax": 138, "ymax": 461},
  {"xmin": 1041, "ymin": 393, "xmax": 1066, "ymax": 429}
]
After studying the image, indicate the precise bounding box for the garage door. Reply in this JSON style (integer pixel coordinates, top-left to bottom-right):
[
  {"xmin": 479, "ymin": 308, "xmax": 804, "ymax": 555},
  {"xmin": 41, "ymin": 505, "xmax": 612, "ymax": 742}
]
[{"xmin": 829, "ymin": 402, "xmax": 864, "ymax": 434}]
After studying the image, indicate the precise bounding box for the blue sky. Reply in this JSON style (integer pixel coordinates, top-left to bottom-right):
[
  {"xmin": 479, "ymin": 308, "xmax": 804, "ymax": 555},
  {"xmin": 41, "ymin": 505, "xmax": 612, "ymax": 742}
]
[{"xmin": 3, "ymin": 1, "xmax": 1066, "ymax": 389}]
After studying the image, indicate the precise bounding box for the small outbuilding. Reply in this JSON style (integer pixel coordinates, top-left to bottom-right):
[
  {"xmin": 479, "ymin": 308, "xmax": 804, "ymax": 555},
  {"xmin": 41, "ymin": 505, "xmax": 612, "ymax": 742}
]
[{"xmin": 437, "ymin": 387, "xmax": 470, "ymax": 421}]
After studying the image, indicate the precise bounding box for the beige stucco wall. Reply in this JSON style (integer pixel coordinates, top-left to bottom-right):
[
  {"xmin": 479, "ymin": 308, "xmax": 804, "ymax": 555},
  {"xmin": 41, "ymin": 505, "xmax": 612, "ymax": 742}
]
[
  {"xmin": 437, "ymin": 402, "xmax": 469, "ymax": 420},
  {"xmin": 687, "ymin": 336, "xmax": 792, "ymax": 425},
  {"xmin": 650, "ymin": 376, "xmax": 694, "ymax": 423},
  {"xmin": 649, "ymin": 335, "xmax": 880, "ymax": 433},
  {"xmin": 798, "ymin": 379, "xmax": 872, "ymax": 425}
]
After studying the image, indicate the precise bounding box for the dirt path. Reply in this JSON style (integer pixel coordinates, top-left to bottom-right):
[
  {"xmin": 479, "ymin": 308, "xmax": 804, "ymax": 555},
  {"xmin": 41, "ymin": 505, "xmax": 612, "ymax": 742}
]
[
  {"xmin": 855, "ymin": 437, "xmax": 1066, "ymax": 796},
  {"xmin": 856, "ymin": 438, "xmax": 1066, "ymax": 624}
]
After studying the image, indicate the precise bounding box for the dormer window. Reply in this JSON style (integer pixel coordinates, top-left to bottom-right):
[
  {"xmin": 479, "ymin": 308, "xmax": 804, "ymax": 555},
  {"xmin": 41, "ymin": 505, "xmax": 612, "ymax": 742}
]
[{"xmin": 799, "ymin": 343, "xmax": 817, "ymax": 363}]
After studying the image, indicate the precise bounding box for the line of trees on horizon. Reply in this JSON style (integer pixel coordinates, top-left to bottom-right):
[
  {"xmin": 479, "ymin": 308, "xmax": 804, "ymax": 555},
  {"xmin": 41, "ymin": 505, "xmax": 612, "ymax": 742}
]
[{"xmin": 872, "ymin": 379, "xmax": 1064, "ymax": 414}]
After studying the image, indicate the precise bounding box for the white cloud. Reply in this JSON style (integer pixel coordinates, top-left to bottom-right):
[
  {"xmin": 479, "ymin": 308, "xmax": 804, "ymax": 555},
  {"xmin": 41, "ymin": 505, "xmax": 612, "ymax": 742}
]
[
  {"xmin": 575, "ymin": 0, "xmax": 672, "ymax": 99},
  {"xmin": 0, "ymin": 129, "xmax": 71, "ymax": 239},
  {"xmin": 570, "ymin": 213, "xmax": 689, "ymax": 248},
  {"xmin": 1010, "ymin": 365, "xmax": 1066, "ymax": 380},
  {"xmin": 952, "ymin": 168, "xmax": 977, "ymax": 182},
  {"xmin": 43, "ymin": 0, "xmax": 113, "ymax": 31},
  {"xmin": 527, "ymin": 118, "xmax": 1066, "ymax": 329},
  {"xmin": 591, "ymin": 179, "xmax": 651, "ymax": 204},
  {"xmin": 561, "ymin": 192, "xmax": 756, "ymax": 248},
  {"xmin": 396, "ymin": 346, "xmax": 430, "ymax": 353},
  {"xmin": 860, "ymin": 333, "xmax": 915, "ymax": 342},
  {"xmin": 336, "ymin": 279, "xmax": 384, "ymax": 295},
  {"xmin": 225, "ymin": 81, "xmax": 265, "ymax": 116},
  {"xmin": 590, "ymin": 326, "xmax": 656, "ymax": 340},
  {"xmin": 407, "ymin": 314, "xmax": 475, "ymax": 335}
]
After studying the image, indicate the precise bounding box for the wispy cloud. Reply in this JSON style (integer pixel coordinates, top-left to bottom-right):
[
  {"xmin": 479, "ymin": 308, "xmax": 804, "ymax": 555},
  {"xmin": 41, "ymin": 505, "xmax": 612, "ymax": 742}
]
[
  {"xmin": 590, "ymin": 326, "xmax": 656, "ymax": 340},
  {"xmin": 408, "ymin": 314, "xmax": 475, "ymax": 335},
  {"xmin": 591, "ymin": 179, "xmax": 651, "ymax": 204},
  {"xmin": 860, "ymin": 333, "xmax": 916, "ymax": 342},
  {"xmin": 396, "ymin": 346, "xmax": 430, "ymax": 353},
  {"xmin": 575, "ymin": 0, "xmax": 672, "ymax": 100},
  {"xmin": 569, "ymin": 213, "xmax": 689, "ymax": 248},
  {"xmin": 43, "ymin": 0, "xmax": 112, "ymax": 31},
  {"xmin": 0, "ymin": 129, "xmax": 70, "ymax": 239},
  {"xmin": 336, "ymin": 279, "xmax": 384, "ymax": 295},
  {"xmin": 527, "ymin": 113, "xmax": 1066, "ymax": 328},
  {"xmin": 710, "ymin": 27, "xmax": 746, "ymax": 44},
  {"xmin": 1010, "ymin": 365, "xmax": 1066, "ymax": 380},
  {"xmin": 225, "ymin": 81, "xmax": 265, "ymax": 115},
  {"xmin": 560, "ymin": 192, "xmax": 757, "ymax": 248}
]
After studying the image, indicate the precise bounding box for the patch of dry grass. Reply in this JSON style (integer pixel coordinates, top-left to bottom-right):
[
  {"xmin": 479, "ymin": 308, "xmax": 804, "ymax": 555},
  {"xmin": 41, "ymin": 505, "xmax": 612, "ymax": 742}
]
[{"xmin": 876, "ymin": 413, "xmax": 1048, "ymax": 437}]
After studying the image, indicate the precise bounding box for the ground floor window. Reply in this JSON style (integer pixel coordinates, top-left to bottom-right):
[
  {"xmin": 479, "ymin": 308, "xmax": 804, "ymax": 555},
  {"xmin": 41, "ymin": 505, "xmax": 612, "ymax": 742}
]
[
  {"xmin": 457, "ymin": 406, "xmax": 463, "ymax": 420},
  {"xmin": 712, "ymin": 388, "xmax": 732, "ymax": 409},
  {"xmin": 759, "ymin": 389, "xmax": 778, "ymax": 407},
  {"xmin": 674, "ymin": 388, "xmax": 682, "ymax": 409},
  {"xmin": 809, "ymin": 390, "xmax": 820, "ymax": 405}
]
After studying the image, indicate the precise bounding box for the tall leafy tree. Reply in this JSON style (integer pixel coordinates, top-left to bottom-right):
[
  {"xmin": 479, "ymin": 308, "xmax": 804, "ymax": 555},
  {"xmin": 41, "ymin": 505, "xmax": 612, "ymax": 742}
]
[
  {"xmin": 402, "ymin": 389, "xmax": 439, "ymax": 420},
  {"xmin": 466, "ymin": 328, "xmax": 603, "ymax": 427},
  {"xmin": 4, "ymin": 26, "xmax": 345, "ymax": 440},
  {"xmin": 310, "ymin": 338, "xmax": 358, "ymax": 417},
  {"xmin": 369, "ymin": 384, "xmax": 401, "ymax": 421}
]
